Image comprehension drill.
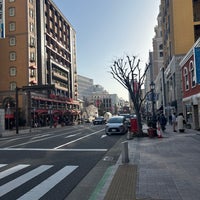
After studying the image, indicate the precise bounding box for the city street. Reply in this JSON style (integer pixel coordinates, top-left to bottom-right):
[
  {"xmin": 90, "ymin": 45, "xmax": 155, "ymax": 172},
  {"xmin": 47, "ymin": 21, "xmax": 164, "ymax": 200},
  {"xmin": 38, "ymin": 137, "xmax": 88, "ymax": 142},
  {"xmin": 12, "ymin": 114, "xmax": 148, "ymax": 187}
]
[{"xmin": 0, "ymin": 124, "xmax": 125, "ymax": 200}]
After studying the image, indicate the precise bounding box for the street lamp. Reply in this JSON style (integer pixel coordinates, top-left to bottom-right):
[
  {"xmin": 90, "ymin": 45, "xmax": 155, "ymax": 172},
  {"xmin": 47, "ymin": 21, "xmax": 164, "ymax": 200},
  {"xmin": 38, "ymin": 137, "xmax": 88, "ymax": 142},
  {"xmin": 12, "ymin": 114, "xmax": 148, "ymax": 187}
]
[{"xmin": 150, "ymin": 81, "xmax": 156, "ymax": 128}]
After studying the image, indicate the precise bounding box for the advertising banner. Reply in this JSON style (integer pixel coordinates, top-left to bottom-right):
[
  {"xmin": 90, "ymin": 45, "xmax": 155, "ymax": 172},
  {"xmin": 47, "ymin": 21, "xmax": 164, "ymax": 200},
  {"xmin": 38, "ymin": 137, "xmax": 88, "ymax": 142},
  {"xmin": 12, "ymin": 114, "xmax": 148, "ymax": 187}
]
[
  {"xmin": 0, "ymin": 0, "xmax": 5, "ymax": 38},
  {"xmin": 194, "ymin": 47, "xmax": 200, "ymax": 84}
]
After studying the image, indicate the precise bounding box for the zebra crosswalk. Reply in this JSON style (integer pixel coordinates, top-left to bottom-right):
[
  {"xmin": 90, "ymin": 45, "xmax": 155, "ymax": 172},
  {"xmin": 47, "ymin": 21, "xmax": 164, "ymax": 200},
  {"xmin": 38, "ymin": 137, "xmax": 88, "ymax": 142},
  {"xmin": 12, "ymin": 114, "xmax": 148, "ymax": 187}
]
[{"xmin": 0, "ymin": 163, "xmax": 78, "ymax": 199}]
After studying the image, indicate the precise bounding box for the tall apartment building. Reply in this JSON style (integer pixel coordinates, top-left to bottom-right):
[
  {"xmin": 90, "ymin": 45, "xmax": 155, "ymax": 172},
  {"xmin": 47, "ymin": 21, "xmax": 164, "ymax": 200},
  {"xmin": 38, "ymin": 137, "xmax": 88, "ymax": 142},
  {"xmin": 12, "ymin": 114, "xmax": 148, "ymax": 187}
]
[
  {"xmin": 153, "ymin": 6, "xmax": 164, "ymax": 111},
  {"xmin": 160, "ymin": 0, "xmax": 200, "ymax": 114},
  {"xmin": 0, "ymin": 0, "xmax": 78, "ymax": 128}
]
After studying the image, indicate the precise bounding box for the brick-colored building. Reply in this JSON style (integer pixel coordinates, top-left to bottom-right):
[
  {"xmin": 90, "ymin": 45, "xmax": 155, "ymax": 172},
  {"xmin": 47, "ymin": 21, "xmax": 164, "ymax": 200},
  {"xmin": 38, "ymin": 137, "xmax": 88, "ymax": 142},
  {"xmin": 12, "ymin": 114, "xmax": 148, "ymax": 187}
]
[
  {"xmin": 0, "ymin": 0, "xmax": 79, "ymax": 129},
  {"xmin": 160, "ymin": 0, "xmax": 200, "ymax": 114},
  {"xmin": 180, "ymin": 38, "xmax": 200, "ymax": 130}
]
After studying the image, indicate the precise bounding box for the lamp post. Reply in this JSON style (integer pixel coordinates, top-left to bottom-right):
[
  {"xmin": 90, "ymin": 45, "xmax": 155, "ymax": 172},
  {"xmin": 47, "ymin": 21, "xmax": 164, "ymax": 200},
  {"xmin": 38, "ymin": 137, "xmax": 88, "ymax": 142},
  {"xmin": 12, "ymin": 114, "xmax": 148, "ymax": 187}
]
[{"xmin": 150, "ymin": 81, "xmax": 156, "ymax": 128}]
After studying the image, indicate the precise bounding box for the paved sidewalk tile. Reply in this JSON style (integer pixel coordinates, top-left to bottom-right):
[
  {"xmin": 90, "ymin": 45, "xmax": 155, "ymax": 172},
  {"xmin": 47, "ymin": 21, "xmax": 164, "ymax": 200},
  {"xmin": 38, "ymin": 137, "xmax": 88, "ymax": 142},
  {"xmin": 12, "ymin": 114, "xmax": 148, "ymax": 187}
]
[{"xmin": 127, "ymin": 125, "xmax": 200, "ymax": 200}]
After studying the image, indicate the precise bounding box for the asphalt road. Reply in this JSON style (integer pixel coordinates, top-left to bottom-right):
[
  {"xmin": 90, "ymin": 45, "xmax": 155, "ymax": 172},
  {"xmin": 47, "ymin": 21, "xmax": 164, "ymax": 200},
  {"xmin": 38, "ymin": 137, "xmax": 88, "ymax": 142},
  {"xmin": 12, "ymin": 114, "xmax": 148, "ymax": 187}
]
[{"xmin": 0, "ymin": 124, "xmax": 126, "ymax": 200}]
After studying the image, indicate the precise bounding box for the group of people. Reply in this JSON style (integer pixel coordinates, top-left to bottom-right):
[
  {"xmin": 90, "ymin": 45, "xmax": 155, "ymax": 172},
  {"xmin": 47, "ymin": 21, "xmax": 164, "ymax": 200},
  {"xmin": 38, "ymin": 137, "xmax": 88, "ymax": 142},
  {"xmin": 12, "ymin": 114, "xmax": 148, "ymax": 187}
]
[{"xmin": 157, "ymin": 112, "xmax": 186, "ymax": 133}]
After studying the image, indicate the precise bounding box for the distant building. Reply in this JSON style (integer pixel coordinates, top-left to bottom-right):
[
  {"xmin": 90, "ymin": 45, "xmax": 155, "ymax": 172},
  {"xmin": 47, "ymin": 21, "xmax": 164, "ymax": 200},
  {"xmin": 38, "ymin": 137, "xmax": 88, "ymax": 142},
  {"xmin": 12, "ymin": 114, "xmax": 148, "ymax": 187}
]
[
  {"xmin": 152, "ymin": 6, "xmax": 164, "ymax": 111},
  {"xmin": 77, "ymin": 75, "xmax": 93, "ymax": 101},
  {"xmin": 78, "ymin": 74, "xmax": 128, "ymax": 115}
]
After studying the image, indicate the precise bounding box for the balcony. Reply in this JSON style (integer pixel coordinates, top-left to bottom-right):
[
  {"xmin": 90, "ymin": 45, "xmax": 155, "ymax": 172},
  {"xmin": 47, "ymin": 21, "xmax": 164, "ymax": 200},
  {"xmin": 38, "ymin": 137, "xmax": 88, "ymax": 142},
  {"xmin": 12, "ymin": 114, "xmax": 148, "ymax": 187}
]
[
  {"xmin": 52, "ymin": 71, "xmax": 68, "ymax": 80},
  {"xmin": 55, "ymin": 83, "xmax": 68, "ymax": 91}
]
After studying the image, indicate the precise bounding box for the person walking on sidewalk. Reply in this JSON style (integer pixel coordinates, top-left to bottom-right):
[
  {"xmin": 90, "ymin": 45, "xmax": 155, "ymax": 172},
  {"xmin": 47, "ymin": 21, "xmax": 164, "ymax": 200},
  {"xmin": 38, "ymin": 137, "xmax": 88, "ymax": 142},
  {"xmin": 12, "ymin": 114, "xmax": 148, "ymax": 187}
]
[
  {"xmin": 177, "ymin": 113, "xmax": 185, "ymax": 132},
  {"xmin": 158, "ymin": 113, "xmax": 167, "ymax": 131},
  {"xmin": 172, "ymin": 112, "xmax": 177, "ymax": 132}
]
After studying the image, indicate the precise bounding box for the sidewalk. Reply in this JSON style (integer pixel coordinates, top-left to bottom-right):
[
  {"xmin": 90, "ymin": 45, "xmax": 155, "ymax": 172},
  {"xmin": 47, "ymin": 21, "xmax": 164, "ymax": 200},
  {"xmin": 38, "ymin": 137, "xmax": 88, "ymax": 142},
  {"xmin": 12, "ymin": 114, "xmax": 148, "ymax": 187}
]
[{"xmin": 94, "ymin": 124, "xmax": 200, "ymax": 200}]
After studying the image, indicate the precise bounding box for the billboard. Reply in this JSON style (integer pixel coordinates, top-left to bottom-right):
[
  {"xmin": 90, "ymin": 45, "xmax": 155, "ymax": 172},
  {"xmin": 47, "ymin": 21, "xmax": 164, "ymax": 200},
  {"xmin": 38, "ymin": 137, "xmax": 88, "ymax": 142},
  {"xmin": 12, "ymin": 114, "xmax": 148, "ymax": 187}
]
[
  {"xmin": 0, "ymin": 0, "xmax": 5, "ymax": 38},
  {"xmin": 194, "ymin": 47, "xmax": 200, "ymax": 84}
]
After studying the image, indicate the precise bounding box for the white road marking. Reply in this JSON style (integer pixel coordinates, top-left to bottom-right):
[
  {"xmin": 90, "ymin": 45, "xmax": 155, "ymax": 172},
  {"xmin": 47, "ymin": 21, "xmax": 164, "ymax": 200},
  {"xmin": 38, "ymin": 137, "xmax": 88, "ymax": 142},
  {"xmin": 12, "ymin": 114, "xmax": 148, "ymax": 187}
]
[
  {"xmin": 17, "ymin": 165, "xmax": 78, "ymax": 200},
  {"xmin": 0, "ymin": 148, "xmax": 107, "ymax": 152},
  {"xmin": 0, "ymin": 164, "xmax": 7, "ymax": 168},
  {"xmin": 65, "ymin": 134, "xmax": 76, "ymax": 138},
  {"xmin": 32, "ymin": 134, "xmax": 51, "ymax": 139},
  {"xmin": 5, "ymin": 129, "xmax": 80, "ymax": 148},
  {"xmin": 0, "ymin": 165, "xmax": 53, "ymax": 197},
  {"xmin": 101, "ymin": 134, "xmax": 107, "ymax": 138},
  {"xmin": 54, "ymin": 129, "xmax": 104, "ymax": 149},
  {"xmin": 0, "ymin": 164, "xmax": 30, "ymax": 179}
]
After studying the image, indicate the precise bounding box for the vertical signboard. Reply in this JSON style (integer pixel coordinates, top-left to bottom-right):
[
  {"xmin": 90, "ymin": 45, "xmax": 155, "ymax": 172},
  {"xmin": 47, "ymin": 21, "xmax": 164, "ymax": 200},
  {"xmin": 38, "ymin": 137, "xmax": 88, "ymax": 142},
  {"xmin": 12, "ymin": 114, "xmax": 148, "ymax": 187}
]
[
  {"xmin": 0, "ymin": 0, "xmax": 5, "ymax": 38},
  {"xmin": 194, "ymin": 47, "xmax": 200, "ymax": 84}
]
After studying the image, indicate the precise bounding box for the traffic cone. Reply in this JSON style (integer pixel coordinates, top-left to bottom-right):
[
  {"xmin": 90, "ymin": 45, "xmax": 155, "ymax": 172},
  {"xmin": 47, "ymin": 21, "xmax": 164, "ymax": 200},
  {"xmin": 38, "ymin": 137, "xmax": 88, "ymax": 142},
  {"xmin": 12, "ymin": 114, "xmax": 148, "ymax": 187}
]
[{"xmin": 157, "ymin": 123, "xmax": 163, "ymax": 138}]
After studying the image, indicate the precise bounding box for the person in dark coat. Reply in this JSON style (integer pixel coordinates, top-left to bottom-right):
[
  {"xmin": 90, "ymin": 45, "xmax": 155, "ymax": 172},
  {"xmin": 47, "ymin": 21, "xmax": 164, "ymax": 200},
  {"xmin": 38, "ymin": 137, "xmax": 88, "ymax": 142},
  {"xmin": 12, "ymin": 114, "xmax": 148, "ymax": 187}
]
[{"xmin": 158, "ymin": 113, "xmax": 167, "ymax": 131}]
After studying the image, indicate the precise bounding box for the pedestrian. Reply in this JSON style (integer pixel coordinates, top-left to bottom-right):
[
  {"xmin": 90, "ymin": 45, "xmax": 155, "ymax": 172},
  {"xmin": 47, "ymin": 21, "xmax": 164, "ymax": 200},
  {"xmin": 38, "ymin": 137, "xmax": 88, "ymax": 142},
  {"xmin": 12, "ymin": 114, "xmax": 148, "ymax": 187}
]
[
  {"xmin": 177, "ymin": 113, "xmax": 185, "ymax": 132},
  {"xmin": 172, "ymin": 112, "xmax": 177, "ymax": 132},
  {"xmin": 158, "ymin": 113, "xmax": 167, "ymax": 131},
  {"xmin": 168, "ymin": 114, "xmax": 172, "ymax": 125}
]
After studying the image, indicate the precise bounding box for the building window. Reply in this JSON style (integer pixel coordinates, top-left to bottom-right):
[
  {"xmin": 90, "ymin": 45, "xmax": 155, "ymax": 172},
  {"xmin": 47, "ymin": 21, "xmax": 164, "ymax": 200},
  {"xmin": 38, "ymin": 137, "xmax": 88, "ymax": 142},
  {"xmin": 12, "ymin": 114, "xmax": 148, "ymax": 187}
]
[
  {"xmin": 30, "ymin": 23, "xmax": 34, "ymax": 32},
  {"xmin": 30, "ymin": 68, "xmax": 36, "ymax": 77},
  {"xmin": 184, "ymin": 67, "xmax": 189, "ymax": 90},
  {"xmin": 189, "ymin": 61, "xmax": 196, "ymax": 87},
  {"xmin": 30, "ymin": 52, "xmax": 35, "ymax": 62},
  {"xmin": 30, "ymin": 36, "xmax": 35, "ymax": 47},
  {"xmin": 10, "ymin": 82, "xmax": 16, "ymax": 91},
  {"xmin": 9, "ymin": 37, "xmax": 16, "ymax": 46},
  {"xmin": 9, "ymin": 22, "xmax": 16, "ymax": 31},
  {"xmin": 9, "ymin": 51, "xmax": 16, "ymax": 61},
  {"xmin": 9, "ymin": 7, "xmax": 15, "ymax": 16},
  {"xmin": 159, "ymin": 52, "xmax": 163, "ymax": 57},
  {"xmin": 159, "ymin": 44, "xmax": 163, "ymax": 50},
  {"xmin": 10, "ymin": 67, "xmax": 16, "ymax": 76},
  {"xmin": 29, "ymin": 8, "xmax": 34, "ymax": 18}
]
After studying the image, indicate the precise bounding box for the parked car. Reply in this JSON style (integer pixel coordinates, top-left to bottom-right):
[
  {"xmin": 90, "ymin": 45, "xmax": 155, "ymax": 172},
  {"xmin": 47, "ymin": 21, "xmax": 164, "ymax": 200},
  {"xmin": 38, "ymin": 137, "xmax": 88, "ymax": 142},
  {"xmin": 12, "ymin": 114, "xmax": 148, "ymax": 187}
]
[
  {"xmin": 105, "ymin": 116, "xmax": 128, "ymax": 135},
  {"xmin": 93, "ymin": 117, "xmax": 105, "ymax": 125}
]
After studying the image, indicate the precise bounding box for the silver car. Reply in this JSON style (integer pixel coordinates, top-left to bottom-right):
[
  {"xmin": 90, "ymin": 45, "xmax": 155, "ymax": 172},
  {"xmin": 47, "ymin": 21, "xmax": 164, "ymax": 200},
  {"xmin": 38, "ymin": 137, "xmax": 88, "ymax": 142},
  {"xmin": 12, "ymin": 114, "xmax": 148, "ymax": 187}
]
[{"xmin": 105, "ymin": 116, "xmax": 128, "ymax": 135}]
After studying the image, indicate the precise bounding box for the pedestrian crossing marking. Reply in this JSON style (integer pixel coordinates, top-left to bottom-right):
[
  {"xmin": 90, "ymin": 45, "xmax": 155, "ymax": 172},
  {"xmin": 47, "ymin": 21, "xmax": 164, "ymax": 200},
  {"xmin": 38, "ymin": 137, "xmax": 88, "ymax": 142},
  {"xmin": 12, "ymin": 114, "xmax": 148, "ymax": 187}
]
[
  {"xmin": 0, "ymin": 164, "xmax": 79, "ymax": 199},
  {"xmin": 0, "ymin": 164, "xmax": 7, "ymax": 168},
  {"xmin": 17, "ymin": 165, "xmax": 78, "ymax": 200},
  {"xmin": 0, "ymin": 165, "xmax": 53, "ymax": 197},
  {"xmin": 0, "ymin": 164, "xmax": 30, "ymax": 179}
]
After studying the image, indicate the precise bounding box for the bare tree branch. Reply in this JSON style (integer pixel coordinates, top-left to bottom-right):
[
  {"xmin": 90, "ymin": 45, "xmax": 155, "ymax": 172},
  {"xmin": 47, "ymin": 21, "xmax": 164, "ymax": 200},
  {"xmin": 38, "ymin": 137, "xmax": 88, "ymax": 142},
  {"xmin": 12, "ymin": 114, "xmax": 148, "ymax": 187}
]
[{"xmin": 109, "ymin": 55, "xmax": 150, "ymax": 136}]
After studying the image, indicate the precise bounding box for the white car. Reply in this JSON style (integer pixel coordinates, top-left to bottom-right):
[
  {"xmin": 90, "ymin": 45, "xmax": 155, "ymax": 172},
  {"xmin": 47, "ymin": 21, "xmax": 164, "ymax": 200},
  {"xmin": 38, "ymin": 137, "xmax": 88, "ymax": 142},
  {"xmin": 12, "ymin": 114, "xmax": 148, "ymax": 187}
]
[{"xmin": 105, "ymin": 116, "xmax": 128, "ymax": 135}]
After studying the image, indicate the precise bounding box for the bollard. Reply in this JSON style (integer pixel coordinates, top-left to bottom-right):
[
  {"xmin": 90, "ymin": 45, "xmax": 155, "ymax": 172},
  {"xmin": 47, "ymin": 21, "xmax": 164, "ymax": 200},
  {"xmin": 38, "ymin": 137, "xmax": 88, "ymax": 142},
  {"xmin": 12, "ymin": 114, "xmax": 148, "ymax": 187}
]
[{"xmin": 121, "ymin": 141, "xmax": 129, "ymax": 163}]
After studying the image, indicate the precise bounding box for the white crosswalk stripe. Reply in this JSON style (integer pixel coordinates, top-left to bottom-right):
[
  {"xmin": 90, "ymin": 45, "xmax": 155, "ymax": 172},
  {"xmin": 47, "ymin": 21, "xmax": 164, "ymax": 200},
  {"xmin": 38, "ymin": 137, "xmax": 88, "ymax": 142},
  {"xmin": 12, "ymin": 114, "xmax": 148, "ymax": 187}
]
[
  {"xmin": 17, "ymin": 165, "xmax": 78, "ymax": 200},
  {"xmin": 0, "ymin": 164, "xmax": 7, "ymax": 168},
  {"xmin": 0, "ymin": 164, "xmax": 78, "ymax": 199},
  {"xmin": 0, "ymin": 165, "xmax": 53, "ymax": 197},
  {"xmin": 0, "ymin": 164, "xmax": 30, "ymax": 179}
]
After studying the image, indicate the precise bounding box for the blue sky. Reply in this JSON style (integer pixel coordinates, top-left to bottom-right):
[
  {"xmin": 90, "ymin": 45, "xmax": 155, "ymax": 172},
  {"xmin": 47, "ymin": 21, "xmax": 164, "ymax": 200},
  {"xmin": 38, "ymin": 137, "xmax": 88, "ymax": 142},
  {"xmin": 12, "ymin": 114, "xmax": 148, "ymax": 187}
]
[{"xmin": 53, "ymin": 0, "xmax": 160, "ymax": 100}]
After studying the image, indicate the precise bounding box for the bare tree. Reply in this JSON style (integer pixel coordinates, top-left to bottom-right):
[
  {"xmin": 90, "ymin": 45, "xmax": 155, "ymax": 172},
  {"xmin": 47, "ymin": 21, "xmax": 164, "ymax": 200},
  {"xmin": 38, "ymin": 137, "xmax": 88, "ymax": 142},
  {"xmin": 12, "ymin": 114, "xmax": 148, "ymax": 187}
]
[{"xmin": 110, "ymin": 55, "xmax": 149, "ymax": 136}]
